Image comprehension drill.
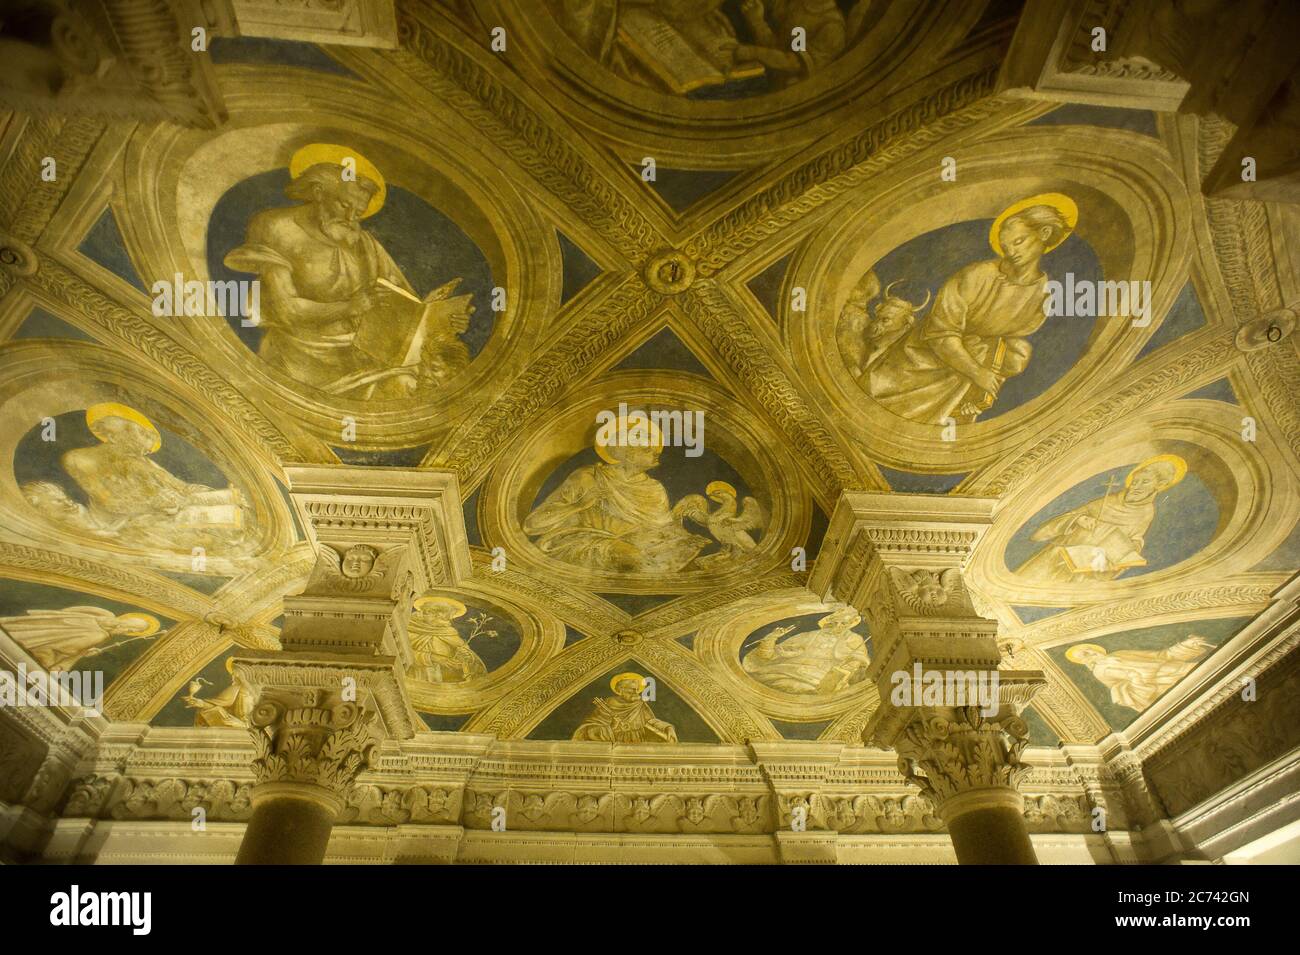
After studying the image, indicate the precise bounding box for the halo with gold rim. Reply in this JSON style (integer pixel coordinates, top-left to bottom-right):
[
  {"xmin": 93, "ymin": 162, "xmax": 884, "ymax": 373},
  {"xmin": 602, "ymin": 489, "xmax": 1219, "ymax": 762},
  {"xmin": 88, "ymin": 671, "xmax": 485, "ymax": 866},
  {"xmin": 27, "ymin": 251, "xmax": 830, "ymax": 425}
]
[
  {"xmin": 85, "ymin": 403, "xmax": 161, "ymax": 452},
  {"xmin": 116, "ymin": 612, "xmax": 162, "ymax": 636},
  {"xmin": 1065, "ymin": 642, "xmax": 1106, "ymax": 663},
  {"xmin": 413, "ymin": 595, "xmax": 468, "ymax": 618},
  {"xmin": 594, "ymin": 412, "xmax": 663, "ymax": 464},
  {"xmin": 1127, "ymin": 453, "xmax": 1188, "ymax": 489},
  {"xmin": 609, "ymin": 671, "xmax": 647, "ymax": 693},
  {"xmin": 289, "ymin": 143, "xmax": 386, "ymax": 219},
  {"xmin": 705, "ymin": 480, "xmax": 736, "ymax": 498},
  {"xmin": 989, "ymin": 193, "xmax": 1078, "ymax": 256}
]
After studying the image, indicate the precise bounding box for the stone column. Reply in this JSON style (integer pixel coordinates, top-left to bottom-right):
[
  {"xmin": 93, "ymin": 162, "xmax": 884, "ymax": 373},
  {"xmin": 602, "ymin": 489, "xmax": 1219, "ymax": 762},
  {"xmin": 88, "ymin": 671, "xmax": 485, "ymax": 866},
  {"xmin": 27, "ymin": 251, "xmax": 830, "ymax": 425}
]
[
  {"xmin": 232, "ymin": 466, "xmax": 470, "ymax": 865},
  {"xmin": 810, "ymin": 491, "xmax": 1046, "ymax": 865}
]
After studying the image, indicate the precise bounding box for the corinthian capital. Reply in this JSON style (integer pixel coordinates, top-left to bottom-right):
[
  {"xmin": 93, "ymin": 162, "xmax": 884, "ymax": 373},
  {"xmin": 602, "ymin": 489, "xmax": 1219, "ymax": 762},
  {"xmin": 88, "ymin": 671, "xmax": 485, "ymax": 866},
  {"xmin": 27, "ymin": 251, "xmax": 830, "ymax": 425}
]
[
  {"xmin": 893, "ymin": 701, "xmax": 1036, "ymax": 811},
  {"xmin": 245, "ymin": 685, "xmax": 378, "ymax": 809}
]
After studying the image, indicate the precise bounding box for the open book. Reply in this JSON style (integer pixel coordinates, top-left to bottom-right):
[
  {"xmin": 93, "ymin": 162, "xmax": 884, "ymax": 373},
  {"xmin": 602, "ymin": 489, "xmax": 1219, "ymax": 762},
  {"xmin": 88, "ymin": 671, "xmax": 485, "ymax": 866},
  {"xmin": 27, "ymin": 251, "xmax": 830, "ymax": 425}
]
[
  {"xmin": 1057, "ymin": 544, "xmax": 1146, "ymax": 575},
  {"xmin": 353, "ymin": 278, "xmax": 473, "ymax": 369},
  {"xmin": 176, "ymin": 490, "xmax": 243, "ymax": 529},
  {"xmin": 617, "ymin": 7, "xmax": 764, "ymax": 94}
]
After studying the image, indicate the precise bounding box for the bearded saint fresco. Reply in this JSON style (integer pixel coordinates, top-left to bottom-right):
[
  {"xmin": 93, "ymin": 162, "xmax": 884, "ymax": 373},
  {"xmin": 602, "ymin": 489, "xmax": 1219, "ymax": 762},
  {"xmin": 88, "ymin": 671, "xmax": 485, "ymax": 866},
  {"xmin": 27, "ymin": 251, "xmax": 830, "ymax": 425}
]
[
  {"xmin": 223, "ymin": 144, "xmax": 475, "ymax": 400},
  {"xmin": 19, "ymin": 404, "xmax": 253, "ymax": 557},
  {"xmin": 523, "ymin": 413, "xmax": 767, "ymax": 575},
  {"xmin": 741, "ymin": 607, "xmax": 869, "ymax": 695},
  {"xmin": 1065, "ymin": 635, "xmax": 1214, "ymax": 712},
  {"xmin": 844, "ymin": 194, "xmax": 1078, "ymax": 425},
  {"xmin": 1015, "ymin": 455, "xmax": 1187, "ymax": 584},
  {"xmin": 572, "ymin": 672, "xmax": 678, "ymax": 743}
]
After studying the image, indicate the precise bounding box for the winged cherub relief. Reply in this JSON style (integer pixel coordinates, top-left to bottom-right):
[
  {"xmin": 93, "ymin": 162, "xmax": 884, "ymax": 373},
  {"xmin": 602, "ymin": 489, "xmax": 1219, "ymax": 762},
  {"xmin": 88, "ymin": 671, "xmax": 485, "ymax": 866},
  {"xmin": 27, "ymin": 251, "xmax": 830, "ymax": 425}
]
[
  {"xmin": 316, "ymin": 543, "xmax": 390, "ymax": 593},
  {"xmin": 888, "ymin": 567, "xmax": 962, "ymax": 613}
]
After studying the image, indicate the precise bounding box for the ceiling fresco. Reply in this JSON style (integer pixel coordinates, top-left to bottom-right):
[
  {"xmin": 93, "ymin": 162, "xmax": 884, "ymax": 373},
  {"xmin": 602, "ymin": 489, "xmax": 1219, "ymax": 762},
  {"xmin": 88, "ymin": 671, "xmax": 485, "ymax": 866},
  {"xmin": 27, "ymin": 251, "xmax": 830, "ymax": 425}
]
[{"xmin": 0, "ymin": 0, "xmax": 1297, "ymax": 764}]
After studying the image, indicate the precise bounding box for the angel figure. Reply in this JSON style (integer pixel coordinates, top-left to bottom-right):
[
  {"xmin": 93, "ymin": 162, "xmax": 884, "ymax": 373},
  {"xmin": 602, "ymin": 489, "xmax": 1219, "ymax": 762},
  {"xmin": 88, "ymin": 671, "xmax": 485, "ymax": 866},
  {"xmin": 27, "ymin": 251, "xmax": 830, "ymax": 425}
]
[
  {"xmin": 0, "ymin": 607, "xmax": 163, "ymax": 670},
  {"xmin": 674, "ymin": 481, "xmax": 767, "ymax": 569},
  {"xmin": 317, "ymin": 543, "xmax": 388, "ymax": 593},
  {"xmin": 889, "ymin": 567, "xmax": 961, "ymax": 613}
]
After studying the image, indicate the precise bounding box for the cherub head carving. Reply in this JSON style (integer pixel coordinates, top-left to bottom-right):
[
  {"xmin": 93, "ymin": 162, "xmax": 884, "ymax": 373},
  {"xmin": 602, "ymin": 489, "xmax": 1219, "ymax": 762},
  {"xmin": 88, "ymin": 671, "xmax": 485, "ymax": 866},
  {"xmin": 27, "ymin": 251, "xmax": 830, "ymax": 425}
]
[
  {"xmin": 340, "ymin": 544, "xmax": 379, "ymax": 579},
  {"xmin": 320, "ymin": 543, "xmax": 387, "ymax": 592}
]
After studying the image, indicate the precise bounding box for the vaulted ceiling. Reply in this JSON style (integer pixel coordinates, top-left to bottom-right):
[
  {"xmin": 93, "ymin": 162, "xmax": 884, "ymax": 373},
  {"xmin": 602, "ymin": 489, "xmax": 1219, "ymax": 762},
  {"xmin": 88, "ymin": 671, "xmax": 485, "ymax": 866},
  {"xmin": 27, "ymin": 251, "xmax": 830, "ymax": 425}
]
[{"xmin": 0, "ymin": 0, "xmax": 1297, "ymax": 760}]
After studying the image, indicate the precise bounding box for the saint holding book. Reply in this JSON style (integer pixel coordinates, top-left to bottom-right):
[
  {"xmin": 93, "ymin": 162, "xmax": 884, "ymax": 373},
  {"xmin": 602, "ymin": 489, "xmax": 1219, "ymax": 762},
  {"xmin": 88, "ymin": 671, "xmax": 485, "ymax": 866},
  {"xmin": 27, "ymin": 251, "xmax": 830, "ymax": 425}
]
[
  {"xmin": 1015, "ymin": 455, "xmax": 1187, "ymax": 584},
  {"xmin": 224, "ymin": 143, "xmax": 475, "ymax": 400}
]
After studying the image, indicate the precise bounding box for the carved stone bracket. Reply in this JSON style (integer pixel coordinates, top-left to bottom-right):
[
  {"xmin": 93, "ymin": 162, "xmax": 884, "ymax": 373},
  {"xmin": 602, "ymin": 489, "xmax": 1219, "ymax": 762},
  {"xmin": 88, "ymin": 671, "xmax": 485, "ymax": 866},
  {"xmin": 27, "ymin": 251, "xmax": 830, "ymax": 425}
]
[
  {"xmin": 812, "ymin": 491, "xmax": 1048, "ymax": 824},
  {"xmin": 280, "ymin": 466, "xmax": 471, "ymax": 661}
]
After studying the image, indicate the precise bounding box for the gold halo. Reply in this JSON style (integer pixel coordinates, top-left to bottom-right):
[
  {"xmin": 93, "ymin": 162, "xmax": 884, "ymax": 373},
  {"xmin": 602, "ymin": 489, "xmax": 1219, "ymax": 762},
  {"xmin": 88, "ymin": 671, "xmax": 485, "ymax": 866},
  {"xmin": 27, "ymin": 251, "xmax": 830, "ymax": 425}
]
[
  {"xmin": 116, "ymin": 612, "xmax": 161, "ymax": 637},
  {"xmin": 594, "ymin": 412, "xmax": 663, "ymax": 464},
  {"xmin": 224, "ymin": 656, "xmax": 235, "ymax": 676},
  {"xmin": 85, "ymin": 403, "xmax": 160, "ymax": 452},
  {"xmin": 609, "ymin": 671, "xmax": 647, "ymax": 693},
  {"xmin": 1065, "ymin": 643, "xmax": 1106, "ymax": 663},
  {"xmin": 989, "ymin": 193, "xmax": 1078, "ymax": 256},
  {"xmin": 413, "ymin": 595, "xmax": 467, "ymax": 617},
  {"xmin": 706, "ymin": 480, "xmax": 736, "ymax": 498},
  {"xmin": 289, "ymin": 143, "xmax": 386, "ymax": 219},
  {"xmin": 1126, "ymin": 454, "xmax": 1188, "ymax": 489}
]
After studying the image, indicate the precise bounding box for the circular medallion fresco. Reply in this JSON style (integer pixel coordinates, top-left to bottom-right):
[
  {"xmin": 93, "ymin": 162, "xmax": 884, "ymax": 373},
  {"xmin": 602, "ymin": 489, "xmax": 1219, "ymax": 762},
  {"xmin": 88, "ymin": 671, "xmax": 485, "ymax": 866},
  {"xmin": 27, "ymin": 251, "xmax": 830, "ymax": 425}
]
[
  {"xmin": 483, "ymin": 0, "xmax": 988, "ymax": 163},
  {"xmin": 402, "ymin": 585, "xmax": 565, "ymax": 716},
  {"xmin": 479, "ymin": 371, "xmax": 810, "ymax": 593},
  {"xmin": 788, "ymin": 129, "xmax": 1191, "ymax": 470},
  {"xmin": 0, "ymin": 345, "xmax": 291, "ymax": 576},
  {"xmin": 122, "ymin": 79, "xmax": 559, "ymax": 444},
  {"xmin": 970, "ymin": 402, "xmax": 1299, "ymax": 606},
  {"xmin": 695, "ymin": 592, "xmax": 876, "ymax": 721}
]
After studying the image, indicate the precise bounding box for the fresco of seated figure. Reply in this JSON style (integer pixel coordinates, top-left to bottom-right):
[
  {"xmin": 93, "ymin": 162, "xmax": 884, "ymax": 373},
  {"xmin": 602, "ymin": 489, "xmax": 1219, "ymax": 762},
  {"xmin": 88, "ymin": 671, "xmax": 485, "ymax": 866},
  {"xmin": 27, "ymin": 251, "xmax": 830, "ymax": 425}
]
[
  {"xmin": 20, "ymin": 403, "xmax": 254, "ymax": 558},
  {"xmin": 223, "ymin": 144, "xmax": 475, "ymax": 400}
]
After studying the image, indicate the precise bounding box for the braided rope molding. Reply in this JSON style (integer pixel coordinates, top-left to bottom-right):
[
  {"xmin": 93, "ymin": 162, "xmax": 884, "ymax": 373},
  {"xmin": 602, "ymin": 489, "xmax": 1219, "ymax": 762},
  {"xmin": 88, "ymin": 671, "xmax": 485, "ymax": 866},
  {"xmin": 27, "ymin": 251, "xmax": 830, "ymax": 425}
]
[
  {"xmin": 637, "ymin": 573, "xmax": 809, "ymax": 639},
  {"xmin": 27, "ymin": 258, "xmax": 299, "ymax": 460},
  {"xmin": 3, "ymin": 116, "xmax": 105, "ymax": 244},
  {"xmin": 102, "ymin": 620, "xmax": 228, "ymax": 721},
  {"xmin": 466, "ymin": 549, "xmax": 627, "ymax": 639},
  {"xmin": 681, "ymin": 67, "xmax": 1008, "ymax": 277},
  {"xmin": 680, "ymin": 281, "xmax": 857, "ymax": 493},
  {"xmin": 821, "ymin": 698, "xmax": 878, "ymax": 743},
  {"xmin": 969, "ymin": 330, "xmax": 1235, "ymax": 497},
  {"xmin": 0, "ymin": 115, "xmax": 61, "ymax": 229},
  {"xmin": 0, "ymin": 541, "xmax": 208, "ymax": 617},
  {"xmin": 1196, "ymin": 116, "xmax": 1300, "ymax": 464},
  {"xmin": 1245, "ymin": 346, "xmax": 1300, "ymax": 465},
  {"xmin": 390, "ymin": 12, "xmax": 661, "ymax": 264},
  {"xmin": 1008, "ymin": 583, "xmax": 1276, "ymax": 648},
  {"xmin": 434, "ymin": 279, "xmax": 662, "ymax": 485},
  {"xmin": 464, "ymin": 631, "xmax": 629, "ymax": 737},
  {"xmin": 208, "ymin": 546, "xmax": 316, "ymax": 621},
  {"xmin": 635, "ymin": 639, "xmax": 774, "ymax": 742}
]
